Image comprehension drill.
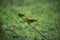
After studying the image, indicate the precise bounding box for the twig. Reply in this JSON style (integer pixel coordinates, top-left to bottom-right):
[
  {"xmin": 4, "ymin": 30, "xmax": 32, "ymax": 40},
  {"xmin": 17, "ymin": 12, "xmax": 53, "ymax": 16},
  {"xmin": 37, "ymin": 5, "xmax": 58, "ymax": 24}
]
[
  {"xmin": 11, "ymin": 9, "xmax": 50, "ymax": 40},
  {"xmin": 29, "ymin": 24, "xmax": 49, "ymax": 40}
]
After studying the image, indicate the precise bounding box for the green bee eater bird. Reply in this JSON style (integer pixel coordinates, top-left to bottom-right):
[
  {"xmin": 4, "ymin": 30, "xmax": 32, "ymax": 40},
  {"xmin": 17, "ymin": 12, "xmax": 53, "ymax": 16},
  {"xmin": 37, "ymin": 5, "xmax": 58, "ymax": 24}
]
[
  {"xmin": 25, "ymin": 18, "xmax": 37, "ymax": 24},
  {"xmin": 18, "ymin": 13, "xmax": 24, "ymax": 17}
]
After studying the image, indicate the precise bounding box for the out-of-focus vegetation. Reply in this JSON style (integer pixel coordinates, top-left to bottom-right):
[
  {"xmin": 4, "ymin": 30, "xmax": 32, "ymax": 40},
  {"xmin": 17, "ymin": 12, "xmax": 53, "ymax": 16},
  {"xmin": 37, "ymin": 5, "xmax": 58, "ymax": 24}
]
[{"xmin": 0, "ymin": 0, "xmax": 60, "ymax": 40}]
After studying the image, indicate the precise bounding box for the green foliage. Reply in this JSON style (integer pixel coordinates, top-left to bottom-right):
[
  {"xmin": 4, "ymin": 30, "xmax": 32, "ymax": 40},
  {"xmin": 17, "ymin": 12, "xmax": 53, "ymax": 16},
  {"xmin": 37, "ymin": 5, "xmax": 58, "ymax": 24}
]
[{"xmin": 0, "ymin": 0, "xmax": 60, "ymax": 40}]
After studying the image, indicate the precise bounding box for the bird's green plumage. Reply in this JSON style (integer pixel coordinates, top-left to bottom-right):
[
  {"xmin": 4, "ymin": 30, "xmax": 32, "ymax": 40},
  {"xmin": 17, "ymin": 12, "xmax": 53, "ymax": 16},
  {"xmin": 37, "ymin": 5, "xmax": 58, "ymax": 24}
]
[{"xmin": 18, "ymin": 13, "xmax": 24, "ymax": 17}]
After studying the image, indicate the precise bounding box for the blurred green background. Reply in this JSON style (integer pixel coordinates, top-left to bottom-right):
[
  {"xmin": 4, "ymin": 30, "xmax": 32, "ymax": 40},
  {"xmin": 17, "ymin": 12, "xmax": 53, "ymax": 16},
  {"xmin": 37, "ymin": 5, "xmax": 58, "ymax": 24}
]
[{"xmin": 0, "ymin": 0, "xmax": 60, "ymax": 40}]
